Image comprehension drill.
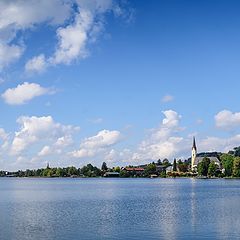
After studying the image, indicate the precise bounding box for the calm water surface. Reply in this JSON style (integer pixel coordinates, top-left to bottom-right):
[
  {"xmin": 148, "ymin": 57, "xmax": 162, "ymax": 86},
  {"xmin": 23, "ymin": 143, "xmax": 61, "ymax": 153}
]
[{"xmin": 0, "ymin": 178, "xmax": 240, "ymax": 240}]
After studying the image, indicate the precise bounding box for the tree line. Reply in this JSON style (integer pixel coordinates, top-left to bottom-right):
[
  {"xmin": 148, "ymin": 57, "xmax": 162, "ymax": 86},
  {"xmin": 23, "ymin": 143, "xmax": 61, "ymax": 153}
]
[
  {"xmin": 1, "ymin": 160, "xmax": 171, "ymax": 178},
  {"xmin": 2, "ymin": 146, "xmax": 240, "ymax": 178}
]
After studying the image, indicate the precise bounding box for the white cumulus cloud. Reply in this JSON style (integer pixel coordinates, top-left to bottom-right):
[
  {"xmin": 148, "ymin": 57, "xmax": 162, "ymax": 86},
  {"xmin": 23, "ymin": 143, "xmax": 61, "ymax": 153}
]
[
  {"xmin": 51, "ymin": 9, "xmax": 91, "ymax": 65},
  {"xmin": 1, "ymin": 82, "xmax": 54, "ymax": 105},
  {"xmin": 49, "ymin": 0, "xmax": 116, "ymax": 66},
  {"xmin": 11, "ymin": 115, "xmax": 78, "ymax": 155},
  {"xmin": 25, "ymin": 54, "xmax": 47, "ymax": 73},
  {"xmin": 0, "ymin": 42, "xmax": 23, "ymax": 69},
  {"xmin": 2, "ymin": 109, "xmax": 240, "ymax": 170},
  {"xmin": 55, "ymin": 135, "xmax": 73, "ymax": 147},
  {"xmin": 0, "ymin": 0, "xmax": 72, "ymax": 71},
  {"xmin": 0, "ymin": 0, "xmax": 132, "ymax": 73},
  {"xmin": 38, "ymin": 145, "xmax": 51, "ymax": 156},
  {"xmin": 130, "ymin": 110, "xmax": 186, "ymax": 163},
  {"xmin": 71, "ymin": 129, "xmax": 121, "ymax": 158},
  {"xmin": 215, "ymin": 110, "xmax": 240, "ymax": 130},
  {"xmin": 23, "ymin": 0, "xmax": 130, "ymax": 72},
  {"xmin": 0, "ymin": 0, "xmax": 71, "ymax": 30}
]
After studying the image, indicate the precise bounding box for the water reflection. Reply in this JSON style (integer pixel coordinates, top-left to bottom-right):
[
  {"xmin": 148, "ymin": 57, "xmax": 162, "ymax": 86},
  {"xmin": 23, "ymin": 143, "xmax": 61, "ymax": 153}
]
[
  {"xmin": 0, "ymin": 178, "xmax": 240, "ymax": 239},
  {"xmin": 190, "ymin": 178, "xmax": 197, "ymax": 234},
  {"xmin": 155, "ymin": 179, "xmax": 178, "ymax": 240}
]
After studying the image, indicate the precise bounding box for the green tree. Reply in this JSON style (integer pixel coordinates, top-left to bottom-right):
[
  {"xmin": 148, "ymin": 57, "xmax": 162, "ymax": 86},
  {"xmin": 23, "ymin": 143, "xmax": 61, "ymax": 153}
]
[
  {"xmin": 25, "ymin": 169, "xmax": 33, "ymax": 177},
  {"xmin": 178, "ymin": 161, "xmax": 188, "ymax": 173},
  {"xmin": 177, "ymin": 159, "xmax": 183, "ymax": 164},
  {"xmin": 43, "ymin": 168, "xmax": 50, "ymax": 177},
  {"xmin": 81, "ymin": 166, "xmax": 89, "ymax": 176},
  {"xmin": 86, "ymin": 170, "xmax": 92, "ymax": 177},
  {"xmin": 119, "ymin": 170, "xmax": 130, "ymax": 178},
  {"xmin": 87, "ymin": 164, "xmax": 94, "ymax": 171},
  {"xmin": 114, "ymin": 166, "xmax": 121, "ymax": 173},
  {"xmin": 42, "ymin": 168, "xmax": 53, "ymax": 177},
  {"xmin": 228, "ymin": 146, "xmax": 240, "ymax": 157},
  {"xmin": 92, "ymin": 166, "xmax": 101, "ymax": 176},
  {"xmin": 56, "ymin": 168, "xmax": 64, "ymax": 177},
  {"xmin": 160, "ymin": 171, "xmax": 166, "ymax": 178},
  {"xmin": 197, "ymin": 157, "xmax": 210, "ymax": 176},
  {"xmin": 144, "ymin": 163, "xmax": 156, "ymax": 176},
  {"xmin": 220, "ymin": 153, "xmax": 234, "ymax": 177},
  {"xmin": 36, "ymin": 169, "xmax": 43, "ymax": 176},
  {"xmin": 68, "ymin": 166, "xmax": 78, "ymax": 176},
  {"xmin": 80, "ymin": 164, "xmax": 101, "ymax": 177},
  {"xmin": 208, "ymin": 161, "xmax": 217, "ymax": 177},
  {"xmin": 163, "ymin": 158, "xmax": 171, "ymax": 167},
  {"xmin": 157, "ymin": 159, "xmax": 162, "ymax": 165},
  {"xmin": 233, "ymin": 157, "xmax": 240, "ymax": 177},
  {"xmin": 233, "ymin": 147, "xmax": 240, "ymax": 157}
]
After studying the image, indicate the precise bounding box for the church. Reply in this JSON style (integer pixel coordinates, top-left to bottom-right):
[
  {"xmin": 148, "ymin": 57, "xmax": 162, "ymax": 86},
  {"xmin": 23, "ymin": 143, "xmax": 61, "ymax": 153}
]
[{"xmin": 191, "ymin": 137, "xmax": 221, "ymax": 171}]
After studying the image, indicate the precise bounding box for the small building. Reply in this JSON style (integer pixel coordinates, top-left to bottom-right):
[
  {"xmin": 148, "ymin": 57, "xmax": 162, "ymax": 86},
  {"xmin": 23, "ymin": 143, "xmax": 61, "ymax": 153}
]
[
  {"xmin": 156, "ymin": 165, "xmax": 167, "ymax": 173},
  {"xmin": 123, "ymin": 167, "xmax": 145, "ymax": 176},
  {"xmin": 124, "ymin": 167, "xmax": 145, "ymax": 172},
  {"xmin": 166, "ymin": 166, "xmax": 173, "ymax": 173},
  {"xmin": 104, "ymin": 172, "xmax": 120, "ymax": 177}
]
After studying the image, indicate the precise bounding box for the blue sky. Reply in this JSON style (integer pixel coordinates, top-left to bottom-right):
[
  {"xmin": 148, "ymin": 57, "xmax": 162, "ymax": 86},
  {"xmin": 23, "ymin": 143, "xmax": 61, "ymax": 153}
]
[{"xmin": 1, "ymin": 0, "xmax": 240, "ymax": 170}]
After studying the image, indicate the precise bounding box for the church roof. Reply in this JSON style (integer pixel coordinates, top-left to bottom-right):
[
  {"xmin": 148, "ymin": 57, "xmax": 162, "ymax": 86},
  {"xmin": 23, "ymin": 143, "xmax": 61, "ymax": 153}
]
[{"xmin": 194, "ymin": 157, "xmax": 220, "ymax": 166}]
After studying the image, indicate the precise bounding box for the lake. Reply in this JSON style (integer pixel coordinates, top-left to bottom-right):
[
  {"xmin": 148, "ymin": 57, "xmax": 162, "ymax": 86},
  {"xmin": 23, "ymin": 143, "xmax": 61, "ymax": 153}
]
[{"xmin": 0, "ymin": 178, "xmax": 240, "ymax": 240}]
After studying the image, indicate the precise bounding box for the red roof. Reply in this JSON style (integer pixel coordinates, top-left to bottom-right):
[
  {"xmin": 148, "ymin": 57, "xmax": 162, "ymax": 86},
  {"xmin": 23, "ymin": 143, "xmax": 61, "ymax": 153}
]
[{"xmin": 125, "ymin": 167, "xmax": 145, "ymax": 171}]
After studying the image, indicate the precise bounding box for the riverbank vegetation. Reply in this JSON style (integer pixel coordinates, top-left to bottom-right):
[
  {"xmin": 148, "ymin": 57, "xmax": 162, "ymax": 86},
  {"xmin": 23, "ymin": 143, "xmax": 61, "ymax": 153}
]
[{"xmin": 2, "ymin": 147, "xmax": 240, "ymax": 179}]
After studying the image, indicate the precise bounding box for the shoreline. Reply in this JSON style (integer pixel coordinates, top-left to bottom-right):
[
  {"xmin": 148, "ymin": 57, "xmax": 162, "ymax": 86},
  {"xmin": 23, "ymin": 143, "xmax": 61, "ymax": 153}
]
[{"xmin": 1, "ymin": 176, "xmax": 240, "ymax": 180}]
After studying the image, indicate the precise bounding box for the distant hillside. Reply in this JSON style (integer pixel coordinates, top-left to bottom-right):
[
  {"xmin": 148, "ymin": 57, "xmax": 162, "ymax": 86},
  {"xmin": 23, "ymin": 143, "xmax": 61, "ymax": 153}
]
[
  {"xmin": 187, "ymin": 146, "xmax": 240, "ymax": 161},
  {"xmin": 197, "ymin": 152, "xmax": 221, "ymax": 158}
]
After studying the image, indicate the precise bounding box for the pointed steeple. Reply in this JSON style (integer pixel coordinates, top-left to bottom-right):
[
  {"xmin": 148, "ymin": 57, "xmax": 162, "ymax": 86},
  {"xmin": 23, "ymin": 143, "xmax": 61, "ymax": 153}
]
[
  {"xmin": 192, "ymin": 137, "xmax": 197, "ymax": 150},
  {"xmin": 191, "ymin": 137, "xmax": 197, "ymax": 171}
]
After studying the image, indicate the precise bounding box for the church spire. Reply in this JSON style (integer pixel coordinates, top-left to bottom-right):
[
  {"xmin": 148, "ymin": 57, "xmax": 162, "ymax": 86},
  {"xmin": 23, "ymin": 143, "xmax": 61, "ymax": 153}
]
[
  {"xmin": 192, "ymin": 137, "xmax": 197, "ymax": 150},
  {"xmin": 191, "ymin": 137, "xmax": 197, "ymax": 171}
]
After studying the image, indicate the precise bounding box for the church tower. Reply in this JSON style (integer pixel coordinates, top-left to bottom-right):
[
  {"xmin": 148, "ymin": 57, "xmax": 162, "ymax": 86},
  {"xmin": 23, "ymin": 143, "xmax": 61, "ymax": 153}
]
[{"xmin": 191, "ymin": 137, "xmax": 197, "ymax": 171}]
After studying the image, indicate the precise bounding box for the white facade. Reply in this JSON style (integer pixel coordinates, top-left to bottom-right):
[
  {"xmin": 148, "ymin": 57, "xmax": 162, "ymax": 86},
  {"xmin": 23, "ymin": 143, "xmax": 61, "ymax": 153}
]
[{"xmin": 191, "ymin": 137, "xmax": 197, "ymax": 171}]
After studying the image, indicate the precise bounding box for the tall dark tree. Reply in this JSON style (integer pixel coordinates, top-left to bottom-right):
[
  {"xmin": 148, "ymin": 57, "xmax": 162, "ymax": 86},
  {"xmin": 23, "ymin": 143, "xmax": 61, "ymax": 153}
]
[
  {"xmin": 101, "ymin": 162, "xmax": 108, "ymax": 171},
  {"xmin": 157, "ymin": 159, "xmax": 162, "ymax": 165},
  {"xmin": 173, "ymin": 159, "xmax": 177, "ymax": 171}
]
